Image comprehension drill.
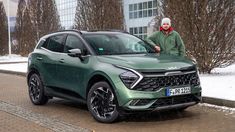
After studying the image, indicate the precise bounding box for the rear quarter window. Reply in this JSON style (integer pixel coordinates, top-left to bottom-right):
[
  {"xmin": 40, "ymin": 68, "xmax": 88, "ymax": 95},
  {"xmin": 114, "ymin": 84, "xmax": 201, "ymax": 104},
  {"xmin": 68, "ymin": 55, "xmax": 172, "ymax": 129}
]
[{"xmin": 36, "ymin": 39, "xmax": 46, "ymax": 49}]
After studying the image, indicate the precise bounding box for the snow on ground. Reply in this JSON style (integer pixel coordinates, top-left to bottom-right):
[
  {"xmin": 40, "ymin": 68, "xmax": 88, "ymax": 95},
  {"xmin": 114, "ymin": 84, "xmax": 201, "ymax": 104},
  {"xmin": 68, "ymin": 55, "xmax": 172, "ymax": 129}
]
[
  {"xmin": 0, "ymin": 55, "xmax": 234, "ymax": 101},
  {"xmin": 200, "ymin": 64, "xmax": 235, "ymax": 101},
  {"xmin": 0, "ymin": 63, "xmax": 28, "ymax": 73},
  {"xmin": 0, "ymin": 54, "xmax": 28, "ymax": 63}
]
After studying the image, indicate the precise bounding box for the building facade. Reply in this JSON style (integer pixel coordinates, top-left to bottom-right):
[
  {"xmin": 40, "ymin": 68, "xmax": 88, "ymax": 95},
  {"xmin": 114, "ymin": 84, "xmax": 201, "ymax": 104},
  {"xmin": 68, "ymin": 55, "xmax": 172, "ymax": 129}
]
[
  {"xmin": 56, "ymin": 0, "xmax": 77, "ymax": 29},
  {"xmin": 123, "ymin": 0, "xmax": 158, "ymax": 39}
]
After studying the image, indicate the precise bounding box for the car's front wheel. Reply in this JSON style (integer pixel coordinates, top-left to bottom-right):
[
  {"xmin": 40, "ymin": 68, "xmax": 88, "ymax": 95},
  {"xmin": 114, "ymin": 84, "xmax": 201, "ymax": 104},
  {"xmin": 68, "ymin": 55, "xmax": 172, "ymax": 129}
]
[
  {"xmin": 87, "ymin": 81, "xmax": 119, "ymax": 123},
  {"xmin": 28, "ymin": 73, "xmax": 48, "ymax": 105}
]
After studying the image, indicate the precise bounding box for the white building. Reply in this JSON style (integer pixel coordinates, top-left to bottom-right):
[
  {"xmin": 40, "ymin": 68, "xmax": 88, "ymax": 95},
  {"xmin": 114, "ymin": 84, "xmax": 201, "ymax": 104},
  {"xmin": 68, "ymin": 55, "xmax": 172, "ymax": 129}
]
[
  {"xmin": 56, "ymin": 0, "xmax": 77, "ymax": 29},
  {"xmin": 123, "ymin": 0, "xmax": 158, "ymax": 39}
]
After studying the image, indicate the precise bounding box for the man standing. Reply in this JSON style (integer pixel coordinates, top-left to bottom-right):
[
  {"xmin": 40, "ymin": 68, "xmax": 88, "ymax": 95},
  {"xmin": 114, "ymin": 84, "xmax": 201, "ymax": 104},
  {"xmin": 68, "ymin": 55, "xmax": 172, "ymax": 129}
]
[{"xmin": 146, "ymin": 18, "xmax": 186, "ymax": 57}]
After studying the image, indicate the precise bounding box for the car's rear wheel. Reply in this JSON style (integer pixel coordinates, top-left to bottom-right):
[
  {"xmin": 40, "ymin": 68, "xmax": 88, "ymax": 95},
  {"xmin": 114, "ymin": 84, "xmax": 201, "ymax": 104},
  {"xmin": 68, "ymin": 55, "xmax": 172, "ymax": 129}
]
[
  {"xmin": 28, "ymin": 73, "xmax": 48, "ymax": 105},
  {"xmin": 87, "ymin": 81, "xmax": 119, "ymax": 123}
]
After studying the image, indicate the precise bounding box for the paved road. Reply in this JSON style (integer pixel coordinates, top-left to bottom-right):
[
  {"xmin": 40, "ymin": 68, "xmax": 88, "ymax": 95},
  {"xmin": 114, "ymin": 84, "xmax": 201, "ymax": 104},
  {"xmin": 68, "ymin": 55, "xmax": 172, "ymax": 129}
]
[{"xmin": 0, "ymin": 73, "xmax": 235, "ymax": 132}]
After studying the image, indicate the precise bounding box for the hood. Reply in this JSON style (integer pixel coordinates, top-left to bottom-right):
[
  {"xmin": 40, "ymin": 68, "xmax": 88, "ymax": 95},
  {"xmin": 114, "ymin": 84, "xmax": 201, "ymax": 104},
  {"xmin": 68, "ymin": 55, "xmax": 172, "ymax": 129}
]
[{"xmin": 96, "ymin": 54, "xmax": 195, "ymax": 71}]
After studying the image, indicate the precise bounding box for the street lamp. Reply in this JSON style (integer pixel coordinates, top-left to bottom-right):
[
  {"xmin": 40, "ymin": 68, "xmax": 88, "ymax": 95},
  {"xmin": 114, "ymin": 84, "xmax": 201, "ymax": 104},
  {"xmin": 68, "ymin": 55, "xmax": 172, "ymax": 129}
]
[{"xmin": 7, "ymin": 0, "xmax": 11, "ymax": 56}]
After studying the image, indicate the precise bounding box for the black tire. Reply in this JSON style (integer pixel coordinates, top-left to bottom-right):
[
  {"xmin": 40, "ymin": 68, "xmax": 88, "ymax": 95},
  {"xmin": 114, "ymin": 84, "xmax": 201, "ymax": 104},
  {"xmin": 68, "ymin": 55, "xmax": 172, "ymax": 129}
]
[
  {"xmin": 28, "ymin": 73, "xmax": 48, "ymax": 105},
  {"xmin": 87, "ymin": 81, "xmax": 119, "ymax": 123}
]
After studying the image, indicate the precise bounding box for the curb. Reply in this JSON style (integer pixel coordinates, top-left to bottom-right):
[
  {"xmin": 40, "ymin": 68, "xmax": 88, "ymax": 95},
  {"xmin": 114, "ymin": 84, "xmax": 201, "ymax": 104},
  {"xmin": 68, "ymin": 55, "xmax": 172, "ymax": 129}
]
[
  {"xmin": 0, "ymin": 61, "xmax": 27, "ymax": 64},
  {"xmin": 202, "ymin": 97, "xmax": 235, "ymax": 108},
  {"xmin": 0, "ymin": 70, "xmax": 26, "ymax": 77},
  {"xmin": 0, "ymin": 70, "xmax": 234, "ymax": 108}
]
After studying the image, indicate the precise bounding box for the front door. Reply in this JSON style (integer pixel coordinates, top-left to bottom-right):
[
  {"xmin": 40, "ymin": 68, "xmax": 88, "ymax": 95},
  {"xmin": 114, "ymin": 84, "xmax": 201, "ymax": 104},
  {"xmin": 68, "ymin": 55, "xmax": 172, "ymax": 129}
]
[{"xmin": 56, "ymin": 34, "xmax": 91, "ymax": 96}]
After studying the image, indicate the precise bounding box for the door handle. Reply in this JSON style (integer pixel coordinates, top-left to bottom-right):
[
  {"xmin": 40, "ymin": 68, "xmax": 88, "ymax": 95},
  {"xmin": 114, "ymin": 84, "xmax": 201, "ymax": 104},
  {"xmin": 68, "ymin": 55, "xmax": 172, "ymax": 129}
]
[
  {"xmin": 59, "ymin": 59, "xmax": 65, "ymax": 63},
  {"xmin": 36, "ymin": 57, "xmax": 43, "ymax": 60}
]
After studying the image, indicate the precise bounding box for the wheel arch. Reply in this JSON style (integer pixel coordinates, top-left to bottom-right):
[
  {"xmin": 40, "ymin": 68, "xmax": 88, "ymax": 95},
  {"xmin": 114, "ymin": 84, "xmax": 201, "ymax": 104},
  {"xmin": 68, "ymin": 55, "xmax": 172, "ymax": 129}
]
[
  {"xmin": 27, "ymin": 67, "xmax": 41, "ymax": 86},
  {"xmin": 86, "ymin": 72, "xmax": 117, "ymax": 100}
]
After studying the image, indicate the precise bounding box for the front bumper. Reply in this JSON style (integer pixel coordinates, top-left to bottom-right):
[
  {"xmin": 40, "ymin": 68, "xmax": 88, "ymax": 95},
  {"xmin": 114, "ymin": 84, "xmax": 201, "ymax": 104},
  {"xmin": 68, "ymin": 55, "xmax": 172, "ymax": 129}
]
[
  {"xmin": 113, "ymin": 81, "xmax": 201, "ymax": 111},
  {"xmin": 124, "ymin": 93, "xmax": 201, "ymax": 111}
]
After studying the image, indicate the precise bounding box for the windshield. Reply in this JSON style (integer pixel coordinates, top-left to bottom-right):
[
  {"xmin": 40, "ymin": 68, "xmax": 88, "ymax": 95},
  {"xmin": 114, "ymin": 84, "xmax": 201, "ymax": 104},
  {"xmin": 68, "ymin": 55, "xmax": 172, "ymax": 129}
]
[{"xmin": 82, "ymin": 33, "xmax": 155, "ymax": 55}]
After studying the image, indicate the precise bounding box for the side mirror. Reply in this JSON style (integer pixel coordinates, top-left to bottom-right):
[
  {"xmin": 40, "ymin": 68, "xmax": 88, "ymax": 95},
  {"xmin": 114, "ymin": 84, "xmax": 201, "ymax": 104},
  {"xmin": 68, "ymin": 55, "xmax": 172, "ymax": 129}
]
[
  {"xmin": 68, "ymin": 48, "xmax": 88, "ymax": 61},
  {"xmin": 68, "ymin": 48, "xmax": 82, "ymax": 57},
  {"xmin": 68, "ymin": 49, "xmax": 85, "ymax": 61}
]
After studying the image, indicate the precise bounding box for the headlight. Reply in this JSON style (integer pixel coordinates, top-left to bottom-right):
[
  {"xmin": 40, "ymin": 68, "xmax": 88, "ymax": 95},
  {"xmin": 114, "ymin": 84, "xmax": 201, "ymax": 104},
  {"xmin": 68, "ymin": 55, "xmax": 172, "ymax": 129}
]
[
  {"xmin": 119, "ymin": 71, "xmax": 139, "ymax": 89},
  {"xmin": 28, "ymin": 56, "xmax": 32, "ymax": 66}
]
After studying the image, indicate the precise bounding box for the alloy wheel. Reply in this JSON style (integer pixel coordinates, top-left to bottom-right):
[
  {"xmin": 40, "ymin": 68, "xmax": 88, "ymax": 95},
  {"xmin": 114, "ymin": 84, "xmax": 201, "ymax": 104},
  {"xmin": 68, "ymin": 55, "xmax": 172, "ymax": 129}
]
[
  {"xmin": 90, "ymin": 87, "xmax": 116, "ymax": 119},
  {"xmin": 29, "ymin": 75, "xmax": 41, "ymax": 102}
]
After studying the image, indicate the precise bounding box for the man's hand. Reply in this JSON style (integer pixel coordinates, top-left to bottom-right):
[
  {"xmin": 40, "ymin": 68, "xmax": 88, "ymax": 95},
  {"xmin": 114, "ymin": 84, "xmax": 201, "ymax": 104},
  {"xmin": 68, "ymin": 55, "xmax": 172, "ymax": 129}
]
[{"xmin": 154, "ymin": 46, "xmax": 160, "ymax": 53}]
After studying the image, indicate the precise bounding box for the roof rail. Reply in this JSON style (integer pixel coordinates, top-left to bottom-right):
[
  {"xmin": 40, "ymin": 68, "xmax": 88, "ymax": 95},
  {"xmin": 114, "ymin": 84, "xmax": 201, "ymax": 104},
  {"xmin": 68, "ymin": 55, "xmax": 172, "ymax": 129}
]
[
  {"xmin": 86, "ymin": 29, "xmax": 129, "ymax": 33},
  {"xmin": 47, "ymin": 29, "xmax": 82, "ymax": 35},
  {"xmin": 59, "ymin": 29, "xmax": 82, "ymax": 34},
  {"xmin": 48, "ymin": 29, "xmax": 129, "ymax": 35}
]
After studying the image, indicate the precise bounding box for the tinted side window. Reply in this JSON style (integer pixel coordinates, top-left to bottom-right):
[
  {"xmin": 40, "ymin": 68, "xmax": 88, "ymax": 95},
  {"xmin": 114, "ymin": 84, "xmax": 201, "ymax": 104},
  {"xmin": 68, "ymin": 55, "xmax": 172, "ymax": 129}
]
[
  {"xmin": 36, "ymin": 39, "xmax": 46, "ymax": 49},
  {"xmin": 41, "ymin": 39, "xmax": 48, "ymax": 49},
  {"xmin": 47, "ymin": 35, "xmax": 65, "ymax": 52},
  {"xmin": 64, "ymin": 35, "xmax": 84, "ymax": 53}
]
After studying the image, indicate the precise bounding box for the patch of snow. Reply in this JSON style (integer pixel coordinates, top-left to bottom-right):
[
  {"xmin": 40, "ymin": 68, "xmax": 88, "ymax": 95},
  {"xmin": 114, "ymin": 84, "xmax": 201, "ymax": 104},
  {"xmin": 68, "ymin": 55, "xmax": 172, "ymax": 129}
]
[
  {"xmin": 200, "ymin": 64, "xmax": 235, "ymax": 101},
  {"xmin": 211, "ymin": 64, "xmax": 235, "ymax": 75},
  {"xmin": 0, "ymin": 63, "xmax": 27, "ymax": 73},
  {"xmin": 0, "ymin": 54, "xmax": 28, "ymax": 63}
]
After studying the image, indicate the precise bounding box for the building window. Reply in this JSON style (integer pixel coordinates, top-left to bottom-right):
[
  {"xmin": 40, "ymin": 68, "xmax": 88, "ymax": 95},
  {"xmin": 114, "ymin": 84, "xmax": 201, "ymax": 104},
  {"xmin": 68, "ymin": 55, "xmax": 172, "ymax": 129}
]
[
  {"xmin": 148, "ymin": 9, "xmax": 153, "ymax": 17},
  {"xmin": 129, "ymin": 12, "xmax": 134, "ymax": 19},
  {"xmin": 143, "ymin": 2, "xmax": 147, "ymax": 9},
  {"xmin": 139, "ymin": 11, "xmax": 143, "ymax": 18},
  {"xmin": 143, "ymin": 10, "xmax": 148, "ymax": 17},
  {"xmin": 148, "ymin": 1, "xmax": 153, "ymax": 8},
  {"xmin": 129, "ymin": 26, "xmax": 148, "ymax": 39},
  {"xmin": 129, "ymin": 4, "xmax": 133, "ymax": 11},
  {"xmin": 134, "ymin": 11, "xmax": 138, "ymax": 18},
  {"xmin": 153, "ymin": 0, "xmax": 157, "ymax": 7},
  {"xmin": 138, "ymin": 3, "xmax": 143, "ymax": 10},
  {"xmin": 129, "ymin": 0, "xmax": 157, "ymax": 19},
  {"xmin": 134, "ymin": 3, "xmax": 138, "ymax": 10},
  {"xmin": 153, "ymin": 9, "xmax": 157, "ymax": 16}
]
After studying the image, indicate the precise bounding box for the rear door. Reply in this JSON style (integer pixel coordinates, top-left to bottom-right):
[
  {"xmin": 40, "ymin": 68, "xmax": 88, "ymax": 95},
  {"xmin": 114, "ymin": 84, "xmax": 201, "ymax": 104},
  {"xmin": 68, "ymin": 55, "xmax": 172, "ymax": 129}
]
[{"xmin": 38, "ymin": 34, "xmax": 66, "ymax": 87}]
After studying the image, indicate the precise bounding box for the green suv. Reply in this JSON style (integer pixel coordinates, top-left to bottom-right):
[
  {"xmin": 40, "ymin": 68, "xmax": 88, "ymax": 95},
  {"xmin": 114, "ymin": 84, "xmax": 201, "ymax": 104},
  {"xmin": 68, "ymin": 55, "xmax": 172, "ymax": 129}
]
[{"xmin": 27, "ymin": 30, "xmax": 201, "ymax": 123}]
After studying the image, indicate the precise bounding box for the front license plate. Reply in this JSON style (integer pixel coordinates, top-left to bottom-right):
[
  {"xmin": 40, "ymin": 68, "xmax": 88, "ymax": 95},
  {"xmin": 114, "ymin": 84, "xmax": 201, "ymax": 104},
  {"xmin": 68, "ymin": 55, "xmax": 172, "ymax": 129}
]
[{"xmin": 166, "ymin": 86, "xmax": 191, "ymax": 96}]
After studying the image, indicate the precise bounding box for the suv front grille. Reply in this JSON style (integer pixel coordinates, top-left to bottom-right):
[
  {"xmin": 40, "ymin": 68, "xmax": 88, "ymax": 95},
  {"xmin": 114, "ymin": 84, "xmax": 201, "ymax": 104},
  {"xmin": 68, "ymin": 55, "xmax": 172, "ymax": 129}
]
[{"xmin": 133, "ymin": 71, "xmax": 200, "ymax": 91}]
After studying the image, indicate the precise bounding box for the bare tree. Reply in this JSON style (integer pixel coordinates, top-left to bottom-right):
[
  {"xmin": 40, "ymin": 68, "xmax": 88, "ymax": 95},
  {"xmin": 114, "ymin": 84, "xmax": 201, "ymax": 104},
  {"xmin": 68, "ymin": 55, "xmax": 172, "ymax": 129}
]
[
  {"xmin": 29, "ymin": 0, "xmax": 62, "ymax": 41},
  {"xmin": 161, "ymin": 0, "xmax": 235, "ymax": 73},
  {"xmin": 15, "ymin": 0, "xmax": 35, "ymax": 55},
  {"xmin": 0, "ymin": 2, "xmax": 8, "ymax": 55},
  {"xmin": 152, "ymin": 0, "xmax": 165, "ymax": 29},
  {"xmin": 74, "ymin": 0, "xmax": 124, "ymax": 30},
  {"xmin": 15, "ymin": 0, "xmax": 61, "ymax": 56},
  {"xmin": 24, "ymin": 7, "xmax": 37, "ymax": 55},
  {"xmin": 15, "ymin": 0, "xmax": 24, "ymax": 54}
]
